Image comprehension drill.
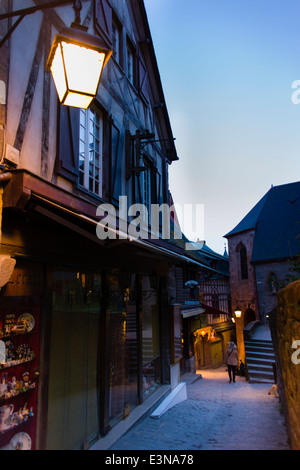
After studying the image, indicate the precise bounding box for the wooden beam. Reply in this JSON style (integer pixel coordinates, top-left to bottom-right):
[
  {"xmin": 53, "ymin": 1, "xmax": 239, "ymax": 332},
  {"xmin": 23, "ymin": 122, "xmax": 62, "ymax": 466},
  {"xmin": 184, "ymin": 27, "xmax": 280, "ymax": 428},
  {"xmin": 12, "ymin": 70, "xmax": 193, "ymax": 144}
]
[{"xmin": 14, "ymin": 17, "xmax": 47, "ymax": 152}]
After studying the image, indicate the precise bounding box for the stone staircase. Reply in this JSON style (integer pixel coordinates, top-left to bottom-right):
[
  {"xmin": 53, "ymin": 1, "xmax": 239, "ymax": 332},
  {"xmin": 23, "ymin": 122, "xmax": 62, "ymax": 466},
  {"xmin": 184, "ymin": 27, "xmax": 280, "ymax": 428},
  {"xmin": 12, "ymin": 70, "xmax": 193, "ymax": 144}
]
[{"xmin": 244, "ymin": 338, "xmax": 276, "ymax": 384}]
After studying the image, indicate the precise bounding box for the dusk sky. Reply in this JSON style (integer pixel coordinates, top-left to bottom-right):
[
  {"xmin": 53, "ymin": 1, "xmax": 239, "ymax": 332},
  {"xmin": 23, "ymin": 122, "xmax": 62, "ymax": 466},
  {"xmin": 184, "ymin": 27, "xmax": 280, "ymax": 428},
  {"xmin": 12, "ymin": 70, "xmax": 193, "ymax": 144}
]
[{"xmin": 144, "ymin": 0, "xmax": 300, "ymax": 254}]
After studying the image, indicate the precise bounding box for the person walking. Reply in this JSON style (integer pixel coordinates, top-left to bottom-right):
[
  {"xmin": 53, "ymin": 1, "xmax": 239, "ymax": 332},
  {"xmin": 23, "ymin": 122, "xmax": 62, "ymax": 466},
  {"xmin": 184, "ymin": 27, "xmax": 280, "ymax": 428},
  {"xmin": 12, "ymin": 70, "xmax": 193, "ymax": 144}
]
[{"xmin": 225, "ymin": 341, "xmax": 239, "ymax": 383}]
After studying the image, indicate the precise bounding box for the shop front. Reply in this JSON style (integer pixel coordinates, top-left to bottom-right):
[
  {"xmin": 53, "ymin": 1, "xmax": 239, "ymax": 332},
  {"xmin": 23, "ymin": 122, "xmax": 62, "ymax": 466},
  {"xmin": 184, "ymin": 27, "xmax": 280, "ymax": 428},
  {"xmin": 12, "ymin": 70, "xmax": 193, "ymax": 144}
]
[
  {"xmin": 182, "ymin": 305, "xmax": 235, "ymax": 372},
  {"xmin": 0, "ymin": 201, "xmax": 170, "ymax": 450},
  {"xmin": 107, "ymin": 271, "xmax": 161, "ymax": 427},
  {"xmin": 0, "ymin": 262, "xmax": 41, "ymax": 450}
]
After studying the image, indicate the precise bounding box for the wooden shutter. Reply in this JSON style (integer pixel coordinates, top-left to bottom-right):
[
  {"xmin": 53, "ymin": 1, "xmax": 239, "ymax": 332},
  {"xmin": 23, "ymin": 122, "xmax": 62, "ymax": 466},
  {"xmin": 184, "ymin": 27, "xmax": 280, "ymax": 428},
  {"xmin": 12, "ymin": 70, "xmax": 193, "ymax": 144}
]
[
  {"xmin": 101, "ymin": 114, "xmax": 111, "ymax": 200},
  {"xmin": 150, "ymin": 165, "xmax": 156, "ymax": 204},
  {"xmin": 56, "ymin": 105, "xmax": 79, "ymax": 183},
  {"xmin": 111, "ymin": 123, "xmax": 122, "ymax": 201},
  {"xmin": 125, "ymin": 130, "xmax": 133, "ymax": 180},
  {"xmin": 138, "ymin": 55, "xmax": 149, "ymax": 102},
  {"xmin": 95, "ymin": 0, "xmax": 112, "ymax": 45},
  {"xmin": 156, "ymin": 170, "xmax": 162, "ymax": 205}
]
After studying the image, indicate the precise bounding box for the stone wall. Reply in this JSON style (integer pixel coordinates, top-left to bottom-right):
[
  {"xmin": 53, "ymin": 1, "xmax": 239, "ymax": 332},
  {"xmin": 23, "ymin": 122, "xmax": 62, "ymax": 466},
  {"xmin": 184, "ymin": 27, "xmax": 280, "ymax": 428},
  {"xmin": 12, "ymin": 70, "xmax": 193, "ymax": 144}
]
[
  {"xmin": 272, "ymin": 281, "xmax": 300, "ymax": 450},
  {"xmin": 227, "ymin": 230, "xmax": 257, "ymax": 312},
  {"xmin": 227, "ymin": 230, "xmax": 257, "ymax": 362},
  {"xmin": 255, "ymin": 261, "xmax": 292, "ymax": 321}
]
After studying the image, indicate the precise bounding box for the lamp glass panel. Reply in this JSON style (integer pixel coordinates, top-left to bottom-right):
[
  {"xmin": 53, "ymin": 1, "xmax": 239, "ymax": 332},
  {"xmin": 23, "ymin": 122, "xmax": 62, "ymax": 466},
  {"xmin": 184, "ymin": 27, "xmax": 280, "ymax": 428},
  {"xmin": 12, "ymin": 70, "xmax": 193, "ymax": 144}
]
[
  {"xmin": 50, "ymin": 43, "xmax": 68, "ymax": 102},
  {"xmin": 61, "ymin": 42, "xmax": 105, "ymax": 96},
  {"xmin": 64, "ymin": 91, "xmax": 93, "ymax": 109}
]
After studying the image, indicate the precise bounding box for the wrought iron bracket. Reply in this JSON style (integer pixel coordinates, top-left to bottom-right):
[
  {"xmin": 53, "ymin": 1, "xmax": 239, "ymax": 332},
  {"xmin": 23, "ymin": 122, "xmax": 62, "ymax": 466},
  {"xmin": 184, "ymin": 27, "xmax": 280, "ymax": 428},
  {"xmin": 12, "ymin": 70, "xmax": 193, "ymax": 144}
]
[{"xmin": 0, "ymin": 0, "xmax": 86, "ymax": 48}]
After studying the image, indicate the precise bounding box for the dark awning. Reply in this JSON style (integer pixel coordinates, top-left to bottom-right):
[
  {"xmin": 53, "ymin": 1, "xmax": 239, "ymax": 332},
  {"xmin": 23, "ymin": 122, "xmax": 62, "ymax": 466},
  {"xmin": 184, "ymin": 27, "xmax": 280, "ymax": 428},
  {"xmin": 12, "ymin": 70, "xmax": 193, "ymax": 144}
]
[{"xmin": 181, "ymin": 302, "xmax": 231, "ymax": 319}]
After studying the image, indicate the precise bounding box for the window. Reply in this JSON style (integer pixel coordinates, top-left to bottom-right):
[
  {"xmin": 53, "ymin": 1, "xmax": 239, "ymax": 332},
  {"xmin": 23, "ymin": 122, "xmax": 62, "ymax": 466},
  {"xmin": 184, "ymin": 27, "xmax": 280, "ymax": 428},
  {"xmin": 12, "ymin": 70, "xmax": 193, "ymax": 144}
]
[
  {"xmin": 142, "ymin": 160, "xmax": 151, "ymax": 215},
  {"xmin": 268, "ymin": 272, "xmax": 278, "ymax": 293},
  {"xmin": 142, "ymin": 275, "xmax": 161, "ymax": 399},
  {"xmin": 112, "ymin": 18, "xmax": 121, "ymax": 65},
  {"xmin": 240, "ymin": 245, "xmax": 248, "ymax": 280},
  {"xmin": 127, "ymin": 40, "xmax": 136, "ymax": 86},
  {"xmin": 211, "ymin": 295, "xmax": 220, "ymax": 310},
  {"xmin": 79, "ymin": 107, "xmax": 103, "ymax": 196}
]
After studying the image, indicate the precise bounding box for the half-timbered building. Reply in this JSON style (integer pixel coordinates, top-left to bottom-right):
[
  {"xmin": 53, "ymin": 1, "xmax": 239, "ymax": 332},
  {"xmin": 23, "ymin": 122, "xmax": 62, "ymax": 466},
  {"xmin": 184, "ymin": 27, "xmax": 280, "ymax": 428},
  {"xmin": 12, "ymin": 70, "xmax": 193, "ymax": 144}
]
[
  {"xmin": 0, "ymin": 0, "xmax": 196, "ymax": 450},
  {"xmin": 176, "ymin": 242, "xmax": 234, "ymax": 372}
]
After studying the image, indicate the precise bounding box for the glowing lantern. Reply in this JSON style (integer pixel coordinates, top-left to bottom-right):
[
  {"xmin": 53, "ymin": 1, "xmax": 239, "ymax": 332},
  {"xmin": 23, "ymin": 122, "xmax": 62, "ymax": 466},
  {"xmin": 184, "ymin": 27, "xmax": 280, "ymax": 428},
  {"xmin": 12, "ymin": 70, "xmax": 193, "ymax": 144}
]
[{"xmin": 46, "ymin": 27, "xmax": 112, "ymax": 109}]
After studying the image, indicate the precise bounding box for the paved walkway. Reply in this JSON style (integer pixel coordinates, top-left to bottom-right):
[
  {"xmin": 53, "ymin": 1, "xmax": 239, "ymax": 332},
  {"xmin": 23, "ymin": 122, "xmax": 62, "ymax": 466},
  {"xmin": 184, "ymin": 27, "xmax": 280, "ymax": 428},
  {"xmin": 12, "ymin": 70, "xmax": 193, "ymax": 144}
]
[{"xmin": 110, "ymin": 366, "xmax": 291, "ymax": 451}]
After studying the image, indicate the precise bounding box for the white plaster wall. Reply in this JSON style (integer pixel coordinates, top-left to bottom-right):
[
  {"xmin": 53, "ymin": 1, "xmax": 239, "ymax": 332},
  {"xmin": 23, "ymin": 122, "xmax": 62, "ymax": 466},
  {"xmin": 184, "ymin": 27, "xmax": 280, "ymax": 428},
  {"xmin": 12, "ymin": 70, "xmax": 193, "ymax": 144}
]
[
  {"xmin": 6, "ymin": 6, "xmax": 42, "ymax": 150},
  {"xmin": 6, "ymin": 0, "xmax": 167, "ymax": 192}
]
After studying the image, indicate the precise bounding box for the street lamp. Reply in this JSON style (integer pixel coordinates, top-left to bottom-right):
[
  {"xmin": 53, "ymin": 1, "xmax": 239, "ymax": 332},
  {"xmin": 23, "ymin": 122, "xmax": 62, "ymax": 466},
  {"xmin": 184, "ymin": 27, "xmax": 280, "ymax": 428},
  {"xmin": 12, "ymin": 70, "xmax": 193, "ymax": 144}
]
[
  {"xmin": 234, "ymin": 304, "xmax": 242, "ymax": 318},
  {"xmin": 46, "ymin": 27, "xmax": 112, "ymax": 109}
]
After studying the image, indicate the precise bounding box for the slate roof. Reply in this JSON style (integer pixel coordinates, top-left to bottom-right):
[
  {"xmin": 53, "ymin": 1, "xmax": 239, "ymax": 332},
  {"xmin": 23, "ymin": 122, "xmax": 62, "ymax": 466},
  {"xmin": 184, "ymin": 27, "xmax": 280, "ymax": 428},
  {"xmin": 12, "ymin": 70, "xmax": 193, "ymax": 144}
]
[
  {"xmin": 224, "ymin": 182, "xmax": 300, "ymax": 263},
  {"xmin": 224, "ymin": 191, "xmax": 269, "ymax": 237},
  {"xmin": 199, "ymin": 242, "xmax": 229, "ymax": 276}
]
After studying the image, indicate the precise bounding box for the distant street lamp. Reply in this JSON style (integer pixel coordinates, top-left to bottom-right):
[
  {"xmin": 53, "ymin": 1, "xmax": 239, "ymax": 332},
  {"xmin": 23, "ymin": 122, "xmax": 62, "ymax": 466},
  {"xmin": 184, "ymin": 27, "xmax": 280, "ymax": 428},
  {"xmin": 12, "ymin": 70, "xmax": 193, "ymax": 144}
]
[{"xmin": 234, "ymin": 304, "xmax": 242, "ymax": 318}]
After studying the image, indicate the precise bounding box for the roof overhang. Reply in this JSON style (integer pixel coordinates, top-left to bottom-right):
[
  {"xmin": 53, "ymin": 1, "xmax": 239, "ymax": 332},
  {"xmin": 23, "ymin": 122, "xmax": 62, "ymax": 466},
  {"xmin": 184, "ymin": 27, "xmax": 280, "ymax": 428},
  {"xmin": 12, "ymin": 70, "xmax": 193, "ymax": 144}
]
[{"xmin": 2, "ymin": 170, "xmax": 215, "ymax": 269}]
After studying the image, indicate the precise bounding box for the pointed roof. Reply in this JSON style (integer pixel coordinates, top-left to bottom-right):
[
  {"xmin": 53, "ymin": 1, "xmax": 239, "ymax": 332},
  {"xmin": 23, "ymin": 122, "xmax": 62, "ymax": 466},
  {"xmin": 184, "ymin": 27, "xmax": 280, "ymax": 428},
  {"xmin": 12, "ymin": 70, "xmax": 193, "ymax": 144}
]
[
  {"xmin": 200, "ymin": 241, "xmax": 228, "ymax": 261},
  {"xmin": 224, "ymin": 181, "xmax": 300, "ymax": 263},
  {"xmin": 198, "ymin": 241, "xmax": 229, "ymax": 276},
  {"xmin": 224, "ymin": 190, "xmax": 270, "ymax": 237}
]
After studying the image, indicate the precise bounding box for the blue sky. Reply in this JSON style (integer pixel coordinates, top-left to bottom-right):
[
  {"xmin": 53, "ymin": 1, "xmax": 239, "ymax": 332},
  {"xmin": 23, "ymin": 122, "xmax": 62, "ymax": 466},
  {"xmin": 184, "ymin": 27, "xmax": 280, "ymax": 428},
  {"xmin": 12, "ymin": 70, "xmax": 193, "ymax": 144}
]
[{"xmin": 144, "ymin": 0, "xmax": 300, "ymax": 254}]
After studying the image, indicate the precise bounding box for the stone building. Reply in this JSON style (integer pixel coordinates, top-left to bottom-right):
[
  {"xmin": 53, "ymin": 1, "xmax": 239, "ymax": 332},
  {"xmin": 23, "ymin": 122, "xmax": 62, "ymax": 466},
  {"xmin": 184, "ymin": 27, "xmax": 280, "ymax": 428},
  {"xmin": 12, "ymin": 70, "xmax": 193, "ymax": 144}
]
[{"xmin": 225, "ymin": 181, "xmax": 300, "ymax": 360}]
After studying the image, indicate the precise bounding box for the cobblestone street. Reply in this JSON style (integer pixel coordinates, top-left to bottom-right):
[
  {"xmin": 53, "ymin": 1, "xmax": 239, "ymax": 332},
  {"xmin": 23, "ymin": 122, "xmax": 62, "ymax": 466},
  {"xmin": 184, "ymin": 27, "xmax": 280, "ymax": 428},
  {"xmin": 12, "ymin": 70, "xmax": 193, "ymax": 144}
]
[{"xmin": 110, "ymin": 366, "xmax": 291, "ymax": 451}]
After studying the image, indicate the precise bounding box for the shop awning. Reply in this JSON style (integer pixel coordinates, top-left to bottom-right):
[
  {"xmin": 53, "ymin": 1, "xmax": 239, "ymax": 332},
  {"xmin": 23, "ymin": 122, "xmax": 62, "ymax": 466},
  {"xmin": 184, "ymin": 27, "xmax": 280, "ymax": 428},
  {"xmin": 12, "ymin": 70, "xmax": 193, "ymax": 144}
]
[
  {"xmin": 3, "ymin": 170, "xmax": 219, "ymax": 272},
  {"xmin": 181, "ymin": 302, "xmax": 232, "ymax": 319},
  {"xmin": 31, "ymin": 195, "xmax": 216, "ymax": 271},
  {"xmin": 181, "ymin": 306, "xmax": 206, "ymax": 318}
]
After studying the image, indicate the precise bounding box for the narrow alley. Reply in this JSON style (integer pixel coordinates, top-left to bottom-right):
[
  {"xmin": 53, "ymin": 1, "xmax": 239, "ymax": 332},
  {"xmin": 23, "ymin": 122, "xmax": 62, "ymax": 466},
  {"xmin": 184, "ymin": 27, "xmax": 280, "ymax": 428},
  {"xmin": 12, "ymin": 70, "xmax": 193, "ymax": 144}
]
[{"xmin": 109, "ymin": 366, "xmax": 290, "ymax": 451}]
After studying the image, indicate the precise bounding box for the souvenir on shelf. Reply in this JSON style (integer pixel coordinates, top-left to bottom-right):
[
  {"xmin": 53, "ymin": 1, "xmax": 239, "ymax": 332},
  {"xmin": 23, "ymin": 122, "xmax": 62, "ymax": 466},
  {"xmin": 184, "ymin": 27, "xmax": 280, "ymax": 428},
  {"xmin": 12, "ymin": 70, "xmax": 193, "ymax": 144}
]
[
  {"xmin": 4, "ymin": 314, "xmax": 16, "ymax": 336},
  {"xmin": 0, "ymin": 303, "xmax": 39, "ymax": 451},
  {"xmin": 0, "ymin": 313, "xmax": 35, "ymax": 337},
  {"xmin": 0, "ymin": 403, "xmax": 35, "ymax": 433},
  {"xmin": 0, "ymin": 403, "xmax": 14, "ymax": 433},
  {"xmin": 0, "ymin": 371, "xmax": 35, "ymax": 400},
  {"xmin": 0, "ymin": 341, "xmax": 35, "ymax": 369},
  {"xmin": 18, "ymin": 314, "xmax": 35, "ymax": 333},
  {"xmin": 15, "ymin": 344, "xmax": 35, "ymax": 362},
  {"xmin": 0, "ymin": 373, "xmax": 8, "ymax": 398},
  {"xmin": 3, "ymin": 432, "xmax": 32, "ymax": 450},
  {"xmin": 5, "ymin": 341, "xmax": 15, "ymax": 363}
]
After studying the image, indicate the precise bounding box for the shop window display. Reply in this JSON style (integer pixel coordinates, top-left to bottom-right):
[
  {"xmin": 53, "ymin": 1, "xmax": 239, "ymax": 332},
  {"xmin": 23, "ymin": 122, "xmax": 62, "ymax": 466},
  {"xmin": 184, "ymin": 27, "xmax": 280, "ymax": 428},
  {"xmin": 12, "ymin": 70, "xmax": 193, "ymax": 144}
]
[
  {"xmin": 108, "ymin": 272, "xmax": 138, "ymax": 424},
  {"xmin": 0, "ymin": 298, "xmax": 40, "ymax": 450}
]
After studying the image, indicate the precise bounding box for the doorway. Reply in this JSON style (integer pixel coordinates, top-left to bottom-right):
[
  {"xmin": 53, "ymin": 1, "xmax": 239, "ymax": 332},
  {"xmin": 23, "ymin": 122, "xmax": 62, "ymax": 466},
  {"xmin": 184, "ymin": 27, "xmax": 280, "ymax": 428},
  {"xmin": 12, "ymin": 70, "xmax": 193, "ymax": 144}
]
[{"xmin": 244, "ymin": 307, "xmax": 256, "ymax": 327}]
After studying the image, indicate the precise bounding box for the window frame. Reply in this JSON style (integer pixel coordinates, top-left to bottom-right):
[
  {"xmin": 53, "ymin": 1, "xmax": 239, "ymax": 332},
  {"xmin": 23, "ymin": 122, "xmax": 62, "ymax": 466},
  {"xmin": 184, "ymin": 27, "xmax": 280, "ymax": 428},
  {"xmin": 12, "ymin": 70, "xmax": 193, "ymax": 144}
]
[
  {"xmin": 112, "ymin": 15, "xmax": 122, "ymax": 66},
  {"xmin": 126, "ymin": 38, "xmax": 137, "ymax": 87},
  {"xmin": 79, "ymin": 106, "xmax": 104, "ymax": 197},
  {"xmin": 239, "ymin": 244, "xmax": 248, "ymax": 280},
  {"xmin": 142, "ymin": 159, "xmax": 151, "ymax": 216}
]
